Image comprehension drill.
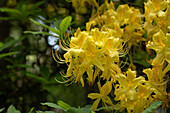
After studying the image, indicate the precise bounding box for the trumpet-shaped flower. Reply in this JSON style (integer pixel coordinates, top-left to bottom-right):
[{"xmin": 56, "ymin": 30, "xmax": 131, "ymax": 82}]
[
  {"xmin": 114, "ymin": 69, "xmax": 145, "ymax": 102},
  {"xmin": 131, "ymin": 84, "xmax": 154, "ymax": 113},
  {"xmin": 88, "ymin": 81, "xmax": 113, "ymax": 111},
  {"xmin": 146, "ymin": 30, "xmax": 170, "ymax": 65},
  {"xmin": 143, "ymin": 66, "xmax": 169, "ymax": 107}
]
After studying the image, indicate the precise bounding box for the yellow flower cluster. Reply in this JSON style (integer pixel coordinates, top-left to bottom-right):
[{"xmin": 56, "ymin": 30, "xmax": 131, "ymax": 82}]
[
  {"xmin": 144, "ymin": 0, "xmax": 170, "ymax": 38},
  {"xmin": 58, "ymin": 27, "xmax": 123, "ymax": 87},
  {"xmin": 87, "ymin": 1, "xmax": 145, "ymax": 48},
  {"xmin": 54, "ymin": 0, "xmax": 170, "ymax": 112}
]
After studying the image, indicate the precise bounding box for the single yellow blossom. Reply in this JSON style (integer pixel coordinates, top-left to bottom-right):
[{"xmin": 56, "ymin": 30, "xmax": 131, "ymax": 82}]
[
  {"xmin": 146, "ymin": 30, "xmax": 170, "ymax": 65},
  {"xmin": 88, "ymin": 81, "xmax": 113, "ymax": 111},
  {"xmin": 114, "ymin": 69, "xmax": 145, "ymax": 101}
]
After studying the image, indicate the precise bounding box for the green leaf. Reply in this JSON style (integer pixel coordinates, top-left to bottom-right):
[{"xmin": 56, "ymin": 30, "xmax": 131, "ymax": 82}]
[
  {"xmin": 0, "ymin": 17, "xmax": 14, "ymax": 20},
  {"xmin": 0, "ymin": 52, "xmax": 16, "ymax": 59},
  {"xmin": 29, "ymin": 1, "xmax": 45, "ymax": 10},
  {"xmin": 67, "ymin": 107, "xmax": 86, "ymax": 113},
  {"xmin": 132, "ymin": 50, "xmax": 151, "ymax": 67},
  {"xmin": 7, "ymin": 64, "xmax": 33, "ymax": 69},
  {"xmin": 142, "ymin": 101, "xmax": 163, "ymax": 113},
  {"xmin": 80, "ymin": 105, "xmax": 92, "ymax": 113},
  {"xmin": 57, "ymin": 100, "xmax": 71, "ymax": 111},
  {"xmin": 36, "ymin": 110, "xmax": 55, "ymax": 113},
  {"xmin": 54, "ymin": 19, "xmax": 62, "ymax": 30},
  {"xmin": 40, "ymin": 66, "xmax": 50, "ymax": 80},
  {"xmin": 29, "ymin": 107, "xmax": 34, "ymax": 113},
  {"xmin": 24, "ymin": 71, "xmax": 47, "ymax": 83},
  {"xmin": 0, "ymin": 42, "xmax": 2, "ymax": 48},
  {"xmin": 0, "ymin": 8, "xmax": 21, "ymax": 15},
  {"xmin": 7, "ymin": 105, "xmax": 21, "ymax": 113},
  {"xmin": 41, "ymin": 102, "xmax": 65, "ymax": 111},
  {"xmin": 0, "ymin": 36, "xmax": 26, "ymax": 52},
  {"xmin": 24, "ymin": 31, "xmax": 54, "ymax": 36},
  {"xmin": 96, "ymin": 106, "xmax": 120, "ymax": 111},
  {"xmin": 0, "ymin": 107, "xmax": 5, "ymax": 112},
  {"xmin": 59, "ymin": 16, "xmax": 72, "ymax": 35},
  {"xmin": 30, "ymin": 18, "xmax": 60, "ymax": 35}
]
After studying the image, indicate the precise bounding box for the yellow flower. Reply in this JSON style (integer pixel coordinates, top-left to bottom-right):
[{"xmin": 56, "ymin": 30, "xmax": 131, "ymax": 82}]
[
  {"xmin": 132, "ymin": 84, "xmax": 154, "ymax": 113},
  {"xmin": 114, "ymin": 69, "xmax": 145, "ymax": 101},
  {"xmin": 137, "ymin": 84, "xmax": 154, "ymax": 99},
  {"xmin": 144, "ymin": 0, "xmax": 169, "ymax": 38},
  {"xmin": 143, "ymin": 67, "xmax": 169, "ymax": 108},
  {"xmin": 56, "ymin": 27, "xmax": 124, "ymax": 86},
  {"xmin": 117, "ymin": 4, "xmax": 132, "ymax": 25},
  {"xmin": 88, "ymin": 81, "xmax": 113, "ymax": 111},
  {"xmin": 146, "ymin": 30, "xmax": 170, "ymax": 65}
]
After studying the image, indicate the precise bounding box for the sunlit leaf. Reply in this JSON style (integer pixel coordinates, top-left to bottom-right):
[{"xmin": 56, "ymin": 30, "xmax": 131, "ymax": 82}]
[
  {"xmin": 57, "ymin": 100, "xmax": 71, "ymax": 111},
  {"xmin": 28, "ymin": 107, "xmax": 34, "ymax": 113},
  {"xmin": 41, "ymin": 102, "xmax": 65, "ymax": 111},
  {"xmin": 59, "ymin": 16, "xmax": 72, "ymax": 35}
]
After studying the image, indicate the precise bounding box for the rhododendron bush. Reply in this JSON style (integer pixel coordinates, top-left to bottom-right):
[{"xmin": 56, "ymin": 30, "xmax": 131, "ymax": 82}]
[
  {"xmin": 51, "ymin": 0, "xmax": 170, "ymax": 112},
  {"xmin": 17, "ymin": 0, "xmax": 170, "ymax": 112}
]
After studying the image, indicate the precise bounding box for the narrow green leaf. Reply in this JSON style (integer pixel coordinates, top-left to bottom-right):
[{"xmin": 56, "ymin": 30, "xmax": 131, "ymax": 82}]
[
  {"xmin": 24, "ymin": 72, "xmax": 47, "ymax": 83},
  {"xmin": 0, "ymin": 52, "xmax": 16, "ymax": 59},
  {"xmin": 0, "ymin": 42, "xmax": 3, "ymax": 48},
  {"xmin": 7, "ymin": 105, "xmax": 21, "ymax": 113},
  {"xmin": 142, "ymin": 101, "xmax": 163, "ymax": 113},
  {"xmin": 0, "ymin": 36, "xmax": 26, "ymax": 52},
  {"xmin": 30, "ymin": 18, "xmax": 60, "ymax": 35},
  {"xmin": 60, "ymin": 16, "xmax": 72, "ymax": 35},
  {"xmin": 67, "ymin": 107, "xmax": 85, "ymax": 113},
  {"xmin": 96, "ymin": 106, "xmax": 120, "ymax": 111},
  {"xmin": 7, "ymin": 64, "xmax": 33, "ymax": 69},
  {"xmin": 90, "ymin": 110, "xmax": 95, "ymax": 113},
  {"xmin": 0, "ymin": 8, "xmax": 21, "ymax": 15},
  {"xmin": 57, "ymin": 100, "xmax": 71, "ymax": 111},
  {"xmin": 28, "ymin": 107, "xmax": 34, "ymax": 113},
  {"xmin": 0, "ymin": 17, "xmax": 14, "ymax": 20},
  {"xmin": 0, "ymin": 107, "xmax": 5, "ymax": 112},
  {"xmin": 40, "ymin": 66, "xmax": 50, "ymax": 79},
  {"xmin": 41, "ymin": 102, "xmax": 65, "ymax": 111},
  {"xmin": 24, "ymin": 31, "xmax": 53, "ymax": 36},
  {"xmin": 29, "ymin": 1, "xmax": 45, "ymax": 10}
]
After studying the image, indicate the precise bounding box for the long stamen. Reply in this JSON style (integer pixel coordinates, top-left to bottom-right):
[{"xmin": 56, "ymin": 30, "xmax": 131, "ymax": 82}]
[
  {"xmin": 54, "ymin": 49, "xmax": 65, "ymax": 62},
  {"xmin": 52, "ymin": 50, "xmax": 65, "ymax": 64}
]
